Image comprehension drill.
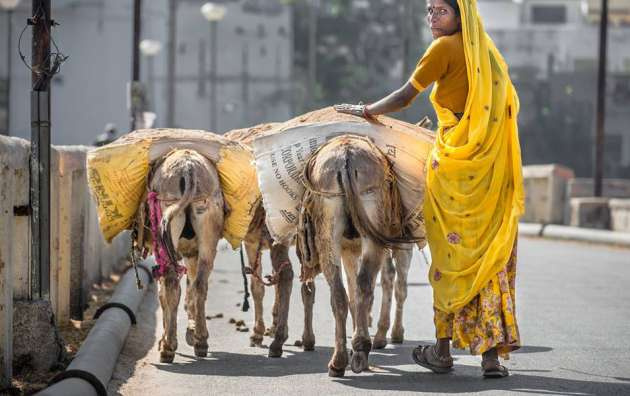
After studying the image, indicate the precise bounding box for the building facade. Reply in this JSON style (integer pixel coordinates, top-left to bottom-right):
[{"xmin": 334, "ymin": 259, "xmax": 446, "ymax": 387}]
[
  {"xmin": 479, "ymin": 0, "xmax": 630, "ymax": 177},
  {"xmin": 0, "ymin": 0, "xmax": 293, "ymax": 145}
]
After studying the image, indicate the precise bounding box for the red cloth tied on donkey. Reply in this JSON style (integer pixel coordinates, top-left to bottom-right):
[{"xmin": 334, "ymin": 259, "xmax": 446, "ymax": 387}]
[{"xmin": 147, "ymin": 191, "xmax": 187, "ymax": 279}]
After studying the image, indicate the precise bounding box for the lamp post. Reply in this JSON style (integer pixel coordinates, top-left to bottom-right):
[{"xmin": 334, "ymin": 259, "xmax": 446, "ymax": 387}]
[
  {"xmin": 131, "ymin": 0, "xmax": 142, "ymax": 130},
  {"xmin": 0, "ymin": 0, "xmax": 21, "ymax": 136},
  {"xmin": 201, "ymin": 2, "xmax": 226, "ymax": 132},
  {"xmin": 140, "ymin": 39, "xmax": 162, "ymax": 113},
  {"xmin": 593, "ymin": 0, "xmax": 608, "ymax": 197}
]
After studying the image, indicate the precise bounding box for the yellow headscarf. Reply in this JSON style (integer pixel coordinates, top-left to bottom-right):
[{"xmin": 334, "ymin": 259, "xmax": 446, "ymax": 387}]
[{"xmin": 424, "ymin": 0, "xmax": 525, "ymax": 313}]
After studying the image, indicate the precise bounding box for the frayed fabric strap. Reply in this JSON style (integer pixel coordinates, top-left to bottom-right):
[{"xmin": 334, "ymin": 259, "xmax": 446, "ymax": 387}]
[{"xmin": 147, "ymin": 191, "xmax": 186, "ymax": 280}]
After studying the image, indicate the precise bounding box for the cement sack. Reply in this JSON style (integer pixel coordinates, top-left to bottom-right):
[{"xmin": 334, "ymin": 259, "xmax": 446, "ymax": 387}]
[
  {"xmin": 87, "ymin": 129, "xmax": 260, "ymax": 249},
  {"xmin": 252, "ymin": 117, "xmax": 435, "ymax": 244}
]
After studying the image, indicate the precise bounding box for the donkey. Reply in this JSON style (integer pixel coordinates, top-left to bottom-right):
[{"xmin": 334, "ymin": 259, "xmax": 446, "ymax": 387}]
[
  {"xmin": 136, "ymin": 148, "xmax": 226, "ymax": 363},
  {"xmin": 297, "ymin": 135, "xmax": 425, "ymax": 377}
]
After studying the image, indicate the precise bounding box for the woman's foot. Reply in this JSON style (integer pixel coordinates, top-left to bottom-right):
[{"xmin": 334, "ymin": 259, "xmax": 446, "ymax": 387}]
[
  {"xmin": 481, "ymin": 348, "xmax": 509, "ymax": 378},
  {"xmin": 411, "ymin": 344, "xmax": 453, "ymax": 374}
]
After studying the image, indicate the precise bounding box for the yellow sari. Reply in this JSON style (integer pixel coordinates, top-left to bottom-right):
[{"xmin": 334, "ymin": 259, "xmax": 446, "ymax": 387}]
[{"xmin": 424, "ymin": 0, "xmax": 524, "ymax": 355}]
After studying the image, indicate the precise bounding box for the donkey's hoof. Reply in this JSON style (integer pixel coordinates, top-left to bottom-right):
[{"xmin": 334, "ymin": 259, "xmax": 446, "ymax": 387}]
[
  {"xmin": 250, "ymin": 334, "xmax": 263, "ymax": 347},
  {"xmin": 328, "ymin": 366, "xmax": 345, "ymax": 377},
  {"xmin": 186, "ymin": 328, "xmax": 195, "ymax": 346},
  {"xmin": 372, "ymin": 337, "xmax": 387, "ymax": 350},
  {"xmin": 194, "ymin": 346, "xmax": 208, "ymax": 358},
  {"xmin": 268, "ymin": 347, "xmax": 283, "ymax": 358},
  {"xmin": 159, "ymin": 351, "xmax": 175, "ymax": 363},
  {"xmin": 302, "ymin": 339, "xmax": 315, "ymax": 351},
  {"xmin": 390, "ymin": 335, "xmax": 404, "ymax": 344},
  {"xmin": 264, "ymin": 326, "xmax": 276, "ymax": 337},
  {"xmin": 391, "ymin": 328, "xmax": 404, "ymax": 344},
  {"xmin": 350, "ymin": 351, "xmax": 369, "ymax": 374}
]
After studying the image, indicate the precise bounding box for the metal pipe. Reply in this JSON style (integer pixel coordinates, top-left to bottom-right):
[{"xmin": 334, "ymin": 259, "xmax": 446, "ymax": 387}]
[
  {"xmin": 37, "ymin": 259, "xmax": 153, "ymax": 396},
  {"xmin": 594, "ymin": 0, "xmax": 608, "ymax": 197}
]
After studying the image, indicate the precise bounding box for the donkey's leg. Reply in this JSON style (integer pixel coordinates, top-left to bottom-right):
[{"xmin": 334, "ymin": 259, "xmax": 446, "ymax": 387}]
[
  {"xmin": 350, "ymin": 239, "xmax": 385, "ymax": 373},
  {"xmin": 374, "ymin": 253, "xmax": 395, "ymax": 349},
  {"xmin": 341, "ymin": 244, "xmax": 360, "ymax": 331},
  {"xmin": 158, "ymin": 208, "xmax": 185, "ymax": 363},
  {"xmin": 301, "ymin": 281, "xmax": 316, "ymax": 351},
  {"xmin": 245, "ymin": 240, "xmax": 266, "ymax": 347},
  {"xmin": 391, "ymin": 247, "xmax": 412, "ymax": 344},
  {"xmin": 323, "ymin": 258, "xmax": 349, "ymax": 377},
  {"xmin": 268, "ymin": 243, "xmax": 294, "ymax": 358},
  {"xmin": 184, "ymin": 255, "xmax": 198, "ymax": 347},
  {"xmin": 189, "ymin": 200, "xmax": 222, "ymax": 357},
  {"xmin": 318, "ymin": 198, "xmax": 348, "ymax": 377},
  {"xmin": 267, "ymin": 278, "xmax": 280, "ymax": 338},
  {"xmin": 158, "ymin": 270, "xmax": 181, "ymax": 363}
]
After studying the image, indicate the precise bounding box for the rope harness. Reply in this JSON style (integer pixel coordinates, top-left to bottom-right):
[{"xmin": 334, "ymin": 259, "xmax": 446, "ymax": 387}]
[{"xmin": 243, "ymin": 240, "xmax": 291, "ymax": 287}]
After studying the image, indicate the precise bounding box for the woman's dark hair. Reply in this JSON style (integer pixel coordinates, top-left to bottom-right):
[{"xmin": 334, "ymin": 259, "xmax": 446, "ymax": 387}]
[{"xmin": 444, "ymin": 0, "xmax": 460, "ymax": 16}]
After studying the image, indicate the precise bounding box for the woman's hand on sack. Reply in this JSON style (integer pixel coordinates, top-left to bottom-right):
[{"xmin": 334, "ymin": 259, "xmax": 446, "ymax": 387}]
[{"xmin": 334, "ymin": 103, "xmax": 377, "ymax": 121}]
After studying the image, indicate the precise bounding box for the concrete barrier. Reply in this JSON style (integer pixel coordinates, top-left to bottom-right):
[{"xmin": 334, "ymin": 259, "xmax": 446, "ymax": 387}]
[
  {"xmin": 0, "ymin": 136, "xmax": 30, "ymax": 388},
  {"xmin": 569, "ymin": 197, "xmax": 611, "ymax": 230},
  {"xmin": 522, "ymin": 164, "xmax": 574, "ymax": 224},
  {"xmin": 0, "ymin": 137, "xmax": 131, "ymax": 385},
  {"xmin": 610, "ymin": 199, "xmax": 630, "ymax": 233}
]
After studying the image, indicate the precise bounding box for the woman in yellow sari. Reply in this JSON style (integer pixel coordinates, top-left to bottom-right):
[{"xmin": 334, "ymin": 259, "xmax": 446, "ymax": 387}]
[{"xmin": 335, "ymin": 0, "xmax": 524, "ymax": 378}]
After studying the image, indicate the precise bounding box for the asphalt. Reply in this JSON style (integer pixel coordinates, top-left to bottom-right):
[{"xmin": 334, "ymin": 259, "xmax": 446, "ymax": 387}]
[{"xmin": 107, "ymin": 236, "xmax": 630, "ymax": 395}]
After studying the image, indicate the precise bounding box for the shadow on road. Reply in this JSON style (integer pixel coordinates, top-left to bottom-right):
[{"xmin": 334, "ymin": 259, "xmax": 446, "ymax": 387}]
[
  {"xmin": 149, "ymin": 339, "xmax": 628, "ymax": 395},
  {"xmin": 332, "ymin": 369, "xmax": 630, "ymax": 395}
]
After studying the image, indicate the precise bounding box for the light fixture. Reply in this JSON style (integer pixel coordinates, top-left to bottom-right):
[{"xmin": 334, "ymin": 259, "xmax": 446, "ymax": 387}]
[
  {"xmin": 139, "ymin": 39, "xmax": 162, "ymax": 56},
  {"xmin": 0, "ymin": 0, "xmax": 21, "ymax": 10},
  {"xmin": 201, "ymin": 2, "xmax": 227, "ymax": 22}
]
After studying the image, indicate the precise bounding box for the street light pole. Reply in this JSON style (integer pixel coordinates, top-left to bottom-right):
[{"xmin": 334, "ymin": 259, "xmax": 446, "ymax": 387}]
[
  {"xmin": 5, "ymin": 10, "xmax": 12, "ymax": 135},
  {"xmin": 140, "ymin": 39, "xmax": 162, "ymax": 114},
  {"xmin": 131, "ymin": 0, "xmax": 142, "ymax": 130},
  {"xmin": 210, "ymin": 19, "xmax": 217, "ymax": 132},
  {"xmin": 201, "ymin": 2, "xmax": 226, "ymax": 132},
  {"xmin": 166, "ymin": 0, "xmax": 177, "ymax": 127},
  {"xmin": 30, "ymin": 0, "xmax": 51, "ymax": 300},
  {"xmin": 594, "ymin": 0, "xmax": 608, "ymax": 197},
  {"xmin": 307, "ymin": 0, "xmax": 318, "ymax": 111}
]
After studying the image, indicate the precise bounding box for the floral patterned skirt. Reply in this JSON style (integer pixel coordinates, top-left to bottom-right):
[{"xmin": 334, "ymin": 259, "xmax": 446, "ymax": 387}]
[{"xmin": 434, "ymin": 240, "xmax": 520, "ymax": 358}]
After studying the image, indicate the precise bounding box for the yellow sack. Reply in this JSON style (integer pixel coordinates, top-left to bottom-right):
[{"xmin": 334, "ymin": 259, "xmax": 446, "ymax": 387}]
[
  {"xmin": 424, "ymin": 0, "xmax": 525, "ymax": 313},
  {"xmin": 87, "ymin": 129, "xmax": 261, "ymax": 249}
]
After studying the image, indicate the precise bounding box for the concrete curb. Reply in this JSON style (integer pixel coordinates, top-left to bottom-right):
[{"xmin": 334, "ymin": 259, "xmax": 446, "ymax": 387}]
[
  {"xmin": 520, "ymin": 222, "xmax": 630, "ymax": 247},
  {"xmin": 36, "ymin": 259, "xmax": 154, "ymax": 396}
]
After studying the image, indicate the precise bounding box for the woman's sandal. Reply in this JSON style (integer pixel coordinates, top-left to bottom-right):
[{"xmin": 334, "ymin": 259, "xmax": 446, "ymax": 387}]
[
  {"xmin": 411, "ymin": 345, "xmax": 453, "ymax": 374},
  {"xmin": 482, "ymin": 358, "xmax": 509, "ymax": 378}
]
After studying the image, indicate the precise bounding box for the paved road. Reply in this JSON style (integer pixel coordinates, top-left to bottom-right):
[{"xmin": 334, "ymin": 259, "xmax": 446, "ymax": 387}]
[{"xmin": 108, "ymin": 237, "xmax": 630, "ymax": 395}]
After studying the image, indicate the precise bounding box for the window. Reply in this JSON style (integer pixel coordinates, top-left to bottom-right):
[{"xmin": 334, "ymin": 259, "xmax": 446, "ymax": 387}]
[{"xmin": 531, "ymin": 5, "xmax": 567, "ymax": 24}]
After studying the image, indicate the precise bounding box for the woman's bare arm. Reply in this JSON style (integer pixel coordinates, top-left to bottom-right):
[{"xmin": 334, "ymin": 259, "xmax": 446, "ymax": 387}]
[{"xmin": 334, "ymin": 82, "xmax": 420, "ymax": 119}]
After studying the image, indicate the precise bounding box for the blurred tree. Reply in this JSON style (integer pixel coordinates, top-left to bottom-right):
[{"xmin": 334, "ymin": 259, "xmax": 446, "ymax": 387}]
[{"xmin": 288, "ymin": 0, "xmax": 433, "ymax": 123}]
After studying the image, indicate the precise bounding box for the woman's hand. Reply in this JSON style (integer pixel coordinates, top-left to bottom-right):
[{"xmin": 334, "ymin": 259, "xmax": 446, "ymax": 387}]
[{"xmin": 333, "ymin": 103, "xmax": 377, "ymax": 121}]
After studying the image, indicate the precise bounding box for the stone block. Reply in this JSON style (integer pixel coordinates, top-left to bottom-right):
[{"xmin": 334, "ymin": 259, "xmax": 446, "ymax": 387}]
[
  {"xmin": 610, "ymin": 199, "xmax": 630, "ymax": 233},
  {"xmin": 570, "ymin": 197, "xmax": 611, "ymax": 229},
  {"xmin": 522, "ymin": 164, "xmax": 574, "ymax": 224},
  {"xmin": 12, "ymin": 300, "xmax": 65, "ymax": 374}
]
